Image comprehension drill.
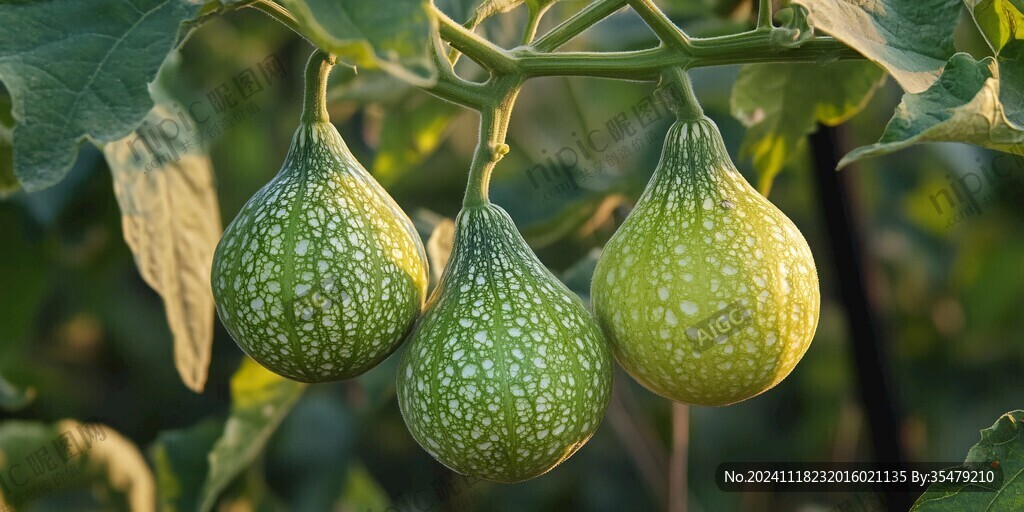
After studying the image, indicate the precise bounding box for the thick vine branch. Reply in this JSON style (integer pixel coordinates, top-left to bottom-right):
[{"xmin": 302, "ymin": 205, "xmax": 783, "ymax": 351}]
[
  {"xmin": 431, "ymin": 4, "xmax": 517, "ymax": 74},
  {"xmin": 515, "ymin": 35, "xmax": 861, "ymax": 80}
]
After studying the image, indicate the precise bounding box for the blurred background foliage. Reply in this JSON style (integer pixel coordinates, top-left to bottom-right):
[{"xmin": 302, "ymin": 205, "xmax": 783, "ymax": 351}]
[{"xmin": 0, "ymin": 0, "xmax": 1022, "ymax": 511}]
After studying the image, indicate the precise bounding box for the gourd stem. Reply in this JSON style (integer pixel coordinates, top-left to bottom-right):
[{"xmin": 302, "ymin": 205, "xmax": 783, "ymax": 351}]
[
  {"xmin": 463, "ymin": 81, "xmax": 522, "ymax": 207},
  {"xmin": 660, "ymin": 67, "xmax": 704, "ymax": 121},
  {"xmin": 301, "ymin": 49, "xmax": 336, "ymax": 124}
]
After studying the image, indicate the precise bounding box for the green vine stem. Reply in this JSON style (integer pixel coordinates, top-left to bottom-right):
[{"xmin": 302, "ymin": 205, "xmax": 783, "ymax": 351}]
[
  {"xmin": 300, "ymin": 49, "xmax": 336, "ymax": 124},
  {"xmin": 628, "ymin": 0, "xmax": 691, "ymax": 49},
  {"xmin": 463, "ymin": 79, "xmax": 522, "ymax": 207},
  {"xmin": 532, "ymin": 0, "xmax": 628, "ymax": 52},
  {"xmin": 757, "ymin": 0, "xmax": 774, "ymax": 29}
]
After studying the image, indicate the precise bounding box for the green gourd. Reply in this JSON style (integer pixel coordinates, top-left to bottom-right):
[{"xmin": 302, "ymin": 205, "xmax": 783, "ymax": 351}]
[
  {"xmin": 591, "ymin": 83, "xmax": 820, "ymax": 406},
  {"xmin": 397, "ymin": 203, "xmax": 612, "ymax": 482},
  {"xmin": 211, "ymin": 51, "xmax": 428, "ymax": 383}
]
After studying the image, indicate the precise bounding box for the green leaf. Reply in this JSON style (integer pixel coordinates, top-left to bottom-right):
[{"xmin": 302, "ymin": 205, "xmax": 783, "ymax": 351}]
[
  {"xmin": 793, "ymin": 0, "xmax": 962, "ymax": 93},
  {"xmin": 968, "ymin": 0, "xmax": 1024, "ymax": 53},
  {"xmin": 0, "ymin": 420, "xmax": 155, "ymax": 511},
  {"xmin": 197, "ymin": 359, "xmax": 307, "ymax": 512},
  {"xmin": 373, "ymin": 94, "xmax": 461, "ymax": 187},
  {"xmin": 102, "ymin": 105, "xmax": 222, "ymax": 393},
  {"xmin": 911, "ymin": 410, "xmax": 1024, "ymax": 511},
  {"xmin": 840, "ymin": 47, "xmax": 1024, "ymax": 168},
  {"xmin": 0, "ymin": 0, "xmax": 201, "ymax": 192},
  {"xmin": 731, "ymin": 61, "xmax": 885, "ymax": 193},
  {"xmin": 281, "ymin": 0, "xmax": 437, "ymax": 86},
  {"xmin": 151, "ymin": 419, "xmax": 223, "ymax": 512},
  {"xmin": 0, "ymin": 373, "xmax": 35, "ymax": 412},
  {"xmin": 334, "ymin": 462, "xmax": 390, "ymax": 510}
]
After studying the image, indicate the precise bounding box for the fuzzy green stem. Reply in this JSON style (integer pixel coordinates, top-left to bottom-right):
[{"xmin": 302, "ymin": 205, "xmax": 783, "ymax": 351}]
[
  {"xmin": 247, "ymin": 0, "xmax": 313, "ymax": 44},
  {"xmin": 628, "ymin": 0, "xmax": 692, "ymax": 48},
  {"xmin": 661, "ymin": 67, "xmax": 703, "ymax": 121},
  {"xmin": 757, "ymin": 0, "xmax": 774, "ymax": 29},
  {"xmin": 522, "ymin": 4, "xmax": 549, "ymax": 46},
  {"xmin": 532, "ymin": 0, "xmax": 628, "ymax": 52},
  {"xmin": 463, "ymin": 80, "xmax": 522, "ymax": 207},
  {"xmin": 301, "ymin": 49, "xmax": 336, "ymax": 124},
  {"xmin": 432, "ymin": 4, "xmax": 517, "ymax": 73}
]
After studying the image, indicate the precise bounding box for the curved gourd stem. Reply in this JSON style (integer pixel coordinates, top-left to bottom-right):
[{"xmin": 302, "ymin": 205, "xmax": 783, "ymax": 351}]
[
  {"xmin": 462, "ymin": 79, "xmax": 522, "ymax": 207},
  {"xmin": 300, "ymin": 49, "xmax": 337, "ymax": 124},
  {"xmin": 660, "ymin": 67, "xmax": 704, "ymax": 122}
]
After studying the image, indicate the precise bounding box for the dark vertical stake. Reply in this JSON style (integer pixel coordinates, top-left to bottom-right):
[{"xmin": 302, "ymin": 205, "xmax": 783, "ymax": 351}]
[{"xmin": 809, "ymin": 126, "xmax": 911, "ymax": 512}]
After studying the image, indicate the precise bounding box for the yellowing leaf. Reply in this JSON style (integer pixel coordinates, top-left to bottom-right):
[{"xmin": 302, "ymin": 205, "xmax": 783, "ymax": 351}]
[
  {"xmin": 0, "ymin": 420, "xmax": 155, "ymax": 511},
  {"xmin": 102, "ymin": 105, "xmax": 222, "ymax": 393},
  {"xmin": 793, "ymin": 0, "xmax": 961, "ymax": 93},
  {"xmin": 426, "ymin": 217, "xmax": 455, "ymax": 287}
]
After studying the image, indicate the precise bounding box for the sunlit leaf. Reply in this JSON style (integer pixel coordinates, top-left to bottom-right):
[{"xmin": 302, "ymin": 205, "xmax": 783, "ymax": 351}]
[
  {"xmin": 840, "ymin": 46, "xmax": 1024, "ymax": 168},
  {"xmin": 793, "ymin": 0, "xmax": 961, "ymax": 93},
  {"xmin": 731, "ymin": 61, "xmax": 885, "ymax": 193},
  {"xmin": 334, "ymin": 462, "xmax": 390, "ymax": 511},
  {"xmin": 197, "ymin": 359, "xmax": 307, "ymax": 512},
  {"xmin": 373, "ymin": 94, "xmax": 461, "ymax": 187},
  {"xmin": 0, "ymin": 420, "xmax": 155, "ymax": 511},
  {"xmin": 911, "ymin": 410, "xmax": 1024, "ymax": 511},
  {"xmin": 102, "ymin": 105, "xmax": 222, "ymax": 393},
  {"xmin": 967, "ymin": 0, "xmax": 1024, "ymax": 53},
  {"xmin": 0, "ymin": 0, "xmax": 201, "ymax": 191},
  {"xmin": 280, "ymin": 0, "xmax": 437, "ymax": 86}
]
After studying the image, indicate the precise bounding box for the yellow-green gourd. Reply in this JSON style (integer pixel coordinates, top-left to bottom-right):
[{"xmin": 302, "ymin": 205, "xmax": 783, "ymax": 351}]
[{"xmin": 592, "ymin": 88, "xmax": 820, "ymax": 406}]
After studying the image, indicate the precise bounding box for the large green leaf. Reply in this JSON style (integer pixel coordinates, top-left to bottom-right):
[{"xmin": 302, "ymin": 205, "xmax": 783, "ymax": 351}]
[
  {"xmin": 968, "ymin": 0, "xmax": 1024, "ymax": 53},
  {"xmin": 911, "ymin": 410, "xmax": 1024, "ymax": 511},
  {"xmin": 730, "ymin": 61, "xmax": 886, "ymax": 193},
  {"xmin": 0, "ymin": 0, "xmax": 201, "ymax": 192},
  {"xmin": 281, "ymin": 0, "xmax": 437, "ymax": 86},
  {"xmin": 840, "ymin": 46, "xmax": 1024, "ymax": 168},
  {"xmin": 0, "ymin": 420, "xmax": 155, "ymax": 511},
  {"xmin": 197, "ymin": 359, "xmax": 307, "ymax": 512},
  {"xmin": 793, "ymin": 0, "xmax": 961, "ymax": 93}
]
